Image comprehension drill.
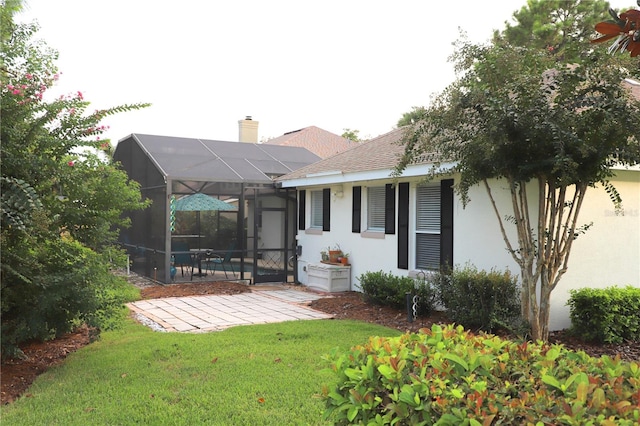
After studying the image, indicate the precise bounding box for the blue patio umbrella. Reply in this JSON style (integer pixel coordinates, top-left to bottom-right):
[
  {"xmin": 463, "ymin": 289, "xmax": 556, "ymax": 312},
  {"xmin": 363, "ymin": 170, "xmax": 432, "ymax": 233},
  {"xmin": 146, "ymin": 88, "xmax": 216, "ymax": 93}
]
[
  {"xmin": 174, "ymin": 193, "xmax": 235, "ymax": 250},
  {"xmin": 175, "ymin": 193, "xmax": 235, "ymax": 212}
]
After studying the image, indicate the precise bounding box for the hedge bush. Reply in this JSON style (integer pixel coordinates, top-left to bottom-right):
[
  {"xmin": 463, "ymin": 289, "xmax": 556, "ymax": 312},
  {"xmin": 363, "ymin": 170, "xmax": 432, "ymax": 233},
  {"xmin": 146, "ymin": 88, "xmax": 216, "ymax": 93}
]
[
  {"xmin": 568, "ymin": 286, "xmax": 640, "ymax": 344},
  {"xmin": 322, "ymin": 324, "xmax": 640, "ymax": 425},
  {"xmin": 1, "ymin": 237, "xmax": 140, "ymax": 358},
  {"xmin": 358, "ymin": 271, "xmax": 436, "ymax": 316},
  {"xmin": 431, "ymin": 265, "xmax": 523, "ymax": 334}
]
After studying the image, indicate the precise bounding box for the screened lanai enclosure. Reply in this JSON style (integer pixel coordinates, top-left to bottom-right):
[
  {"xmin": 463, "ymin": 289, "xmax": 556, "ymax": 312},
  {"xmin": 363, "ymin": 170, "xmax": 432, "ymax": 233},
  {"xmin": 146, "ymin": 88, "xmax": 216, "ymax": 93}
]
[{"xmin": 113, "ymin": 134, "xmax": 320, "ymax": 284}]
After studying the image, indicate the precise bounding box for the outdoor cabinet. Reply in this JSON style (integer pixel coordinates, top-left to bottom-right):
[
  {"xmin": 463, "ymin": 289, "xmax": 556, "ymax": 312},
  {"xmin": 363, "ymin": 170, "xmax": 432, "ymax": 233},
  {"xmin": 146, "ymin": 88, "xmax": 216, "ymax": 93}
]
[{"xmin": 307, "ymin": 263, "xmax": 350, "ymax": 292}]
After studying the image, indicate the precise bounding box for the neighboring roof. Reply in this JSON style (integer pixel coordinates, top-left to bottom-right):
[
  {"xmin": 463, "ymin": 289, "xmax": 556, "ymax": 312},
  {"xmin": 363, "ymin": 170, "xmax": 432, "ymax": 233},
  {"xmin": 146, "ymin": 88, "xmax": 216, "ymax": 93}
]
[
  {"xmin": 263, "ymin": 126, "xmax": 355, "ymax": 158},
  {"xmin": 115, "ymin": 133, "xmax": 321, "ymax": 184},
  {"xmin": 276, "ymin": 128, "xmax": 404, "ymax": 182}
]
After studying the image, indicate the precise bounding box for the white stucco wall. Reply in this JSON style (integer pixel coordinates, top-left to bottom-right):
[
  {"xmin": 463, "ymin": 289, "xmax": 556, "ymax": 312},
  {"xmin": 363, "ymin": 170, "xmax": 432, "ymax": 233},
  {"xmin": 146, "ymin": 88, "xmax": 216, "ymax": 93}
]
[
  {"xmin": 294, "ymin": 170, "xmax": 640, "ymax": 331},
  {"xmin": 452, "ymin": 180, "xmax": 526, "ymax": 274},
  {"xmin": 453, "ymin": 172, "xmax": 640, "ymax": 330},
  {"xmin": 547, "ymin": 170, "xmax": 640, "ymax": 330}
]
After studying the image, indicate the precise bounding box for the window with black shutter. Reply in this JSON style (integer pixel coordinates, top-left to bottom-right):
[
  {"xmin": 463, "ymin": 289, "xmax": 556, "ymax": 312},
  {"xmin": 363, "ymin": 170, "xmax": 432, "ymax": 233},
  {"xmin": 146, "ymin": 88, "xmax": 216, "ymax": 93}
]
[
  {"xmin": 415, "ymin": 180, "xmax": 454, "ymax": 269},
  {"xmin": 415, "ymin": 185, "xmax": 441, "ymax": 269},
  {"xmin": 310, "ymin": 190, "xmax": 323, "ymax": 228}
]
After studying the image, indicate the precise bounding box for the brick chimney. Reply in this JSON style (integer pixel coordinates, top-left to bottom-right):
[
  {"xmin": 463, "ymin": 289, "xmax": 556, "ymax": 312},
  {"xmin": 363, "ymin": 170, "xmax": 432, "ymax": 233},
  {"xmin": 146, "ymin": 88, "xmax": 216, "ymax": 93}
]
[{"xmin": 238, "ymin": 116, "xmax": 259, "ymax": 143}]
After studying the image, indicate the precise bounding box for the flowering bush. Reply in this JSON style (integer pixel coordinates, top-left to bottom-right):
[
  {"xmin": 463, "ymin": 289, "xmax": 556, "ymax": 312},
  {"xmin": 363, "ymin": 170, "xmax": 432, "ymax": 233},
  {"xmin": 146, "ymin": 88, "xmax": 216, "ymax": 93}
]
[{"xmin": 1, "ymin": 6, "xmax": 149, "ymax": 357}]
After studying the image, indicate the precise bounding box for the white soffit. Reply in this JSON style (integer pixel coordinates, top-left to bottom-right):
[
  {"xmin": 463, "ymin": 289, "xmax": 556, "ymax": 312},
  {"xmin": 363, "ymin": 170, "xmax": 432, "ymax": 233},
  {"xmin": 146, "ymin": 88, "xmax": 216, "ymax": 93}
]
[{"xmin": 279, "ymin": 162, "xmax": 457, "ymax": 187}]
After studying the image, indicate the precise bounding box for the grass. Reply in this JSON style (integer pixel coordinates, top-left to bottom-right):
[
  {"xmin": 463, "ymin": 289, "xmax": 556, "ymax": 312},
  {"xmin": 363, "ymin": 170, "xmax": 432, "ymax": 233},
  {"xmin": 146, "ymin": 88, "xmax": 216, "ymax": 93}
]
[{"xmin": 1, "ymin": 318, "xmax": 399, "ymax": 425}]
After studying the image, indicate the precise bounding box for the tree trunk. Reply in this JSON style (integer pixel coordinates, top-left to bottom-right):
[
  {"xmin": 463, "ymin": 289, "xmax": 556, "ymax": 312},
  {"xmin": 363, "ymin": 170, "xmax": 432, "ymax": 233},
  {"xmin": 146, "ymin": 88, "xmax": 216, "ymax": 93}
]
[
  {"xmin": 538, "ymin": 280, "xmax": 552, "ymax": 341},
  {"xmin": 483, "ymin": 178, "xmax": 588, "ymax": 342},
  {"xmin": 521, "ymin": 270, "xmax": 539, "ymax": 339}
]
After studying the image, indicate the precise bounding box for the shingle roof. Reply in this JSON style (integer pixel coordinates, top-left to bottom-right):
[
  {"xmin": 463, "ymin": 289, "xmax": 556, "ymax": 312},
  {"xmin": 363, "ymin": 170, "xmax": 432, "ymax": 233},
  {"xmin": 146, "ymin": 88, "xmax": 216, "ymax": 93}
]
[
  {"xmin": 276, "ymin": 127, "xmax": 408, "ymax": 181},
  {"xmin": 263, "ymin": 126, "xmax": 355, "ymax": 158}
]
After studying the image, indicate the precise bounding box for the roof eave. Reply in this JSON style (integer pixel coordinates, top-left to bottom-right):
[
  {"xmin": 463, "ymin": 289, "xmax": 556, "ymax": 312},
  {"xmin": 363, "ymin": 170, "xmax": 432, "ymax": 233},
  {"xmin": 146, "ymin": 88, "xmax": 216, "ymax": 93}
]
[{"xmin": 279, "ymin": 161, "xmax": 457, "ymax": 188}]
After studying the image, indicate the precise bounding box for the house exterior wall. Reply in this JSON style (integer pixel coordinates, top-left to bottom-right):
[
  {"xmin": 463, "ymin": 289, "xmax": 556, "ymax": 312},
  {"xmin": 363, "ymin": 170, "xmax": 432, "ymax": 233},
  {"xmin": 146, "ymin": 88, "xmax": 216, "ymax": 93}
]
[
  {"xmin": 294, "ymin": 170, "xmax": 639, "ymax": 331},
  {"xmin": 547, "ymin": 170, "xmax": 639, "ymax": 330},
  {"xmin": 296, "ymin": 180, "xmax": 402, "ymax": 291}
]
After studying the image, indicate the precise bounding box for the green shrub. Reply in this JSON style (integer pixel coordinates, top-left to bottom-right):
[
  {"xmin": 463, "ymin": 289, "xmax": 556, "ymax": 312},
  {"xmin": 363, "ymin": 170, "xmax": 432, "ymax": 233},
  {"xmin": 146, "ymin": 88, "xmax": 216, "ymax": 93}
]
[
  {"xmin": 413, "ymin": 276, "xmax": 437, "ymax": 317},
  {"xmin": 322, "ymin": 324, "xmax": 640, "ymax": 425},
  {"xmin": 432, "ymin": 265, "xmax": 523, "ymax": 333},
  {"xmin": 358, "ymin": 271, "xmax": 435, "ymax": 316},
  {"xmin": 1, "ymin": 237, "xmax": 140, "ymax": 358},
  {"xmin": 91, "ymin": 269, "xmax": 141, "ymax": 331},
  {"xmin": 568, "ymin": 286, "xmax": 640, "ymax": 344}
]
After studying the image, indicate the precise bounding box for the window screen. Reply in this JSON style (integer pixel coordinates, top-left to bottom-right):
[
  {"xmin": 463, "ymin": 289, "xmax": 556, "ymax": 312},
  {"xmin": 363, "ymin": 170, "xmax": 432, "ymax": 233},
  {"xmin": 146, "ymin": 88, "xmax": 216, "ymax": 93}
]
[
  {"xmin": 367, "ymin": 186, "xmax": 386, "ymax": 231},
  {"xmin": 416, "ymin": 185, "xmax": 441, "ymax": 269},
  {"xmin": 310, "ymin": 190, "xmax": 323, "ymax": 228}
]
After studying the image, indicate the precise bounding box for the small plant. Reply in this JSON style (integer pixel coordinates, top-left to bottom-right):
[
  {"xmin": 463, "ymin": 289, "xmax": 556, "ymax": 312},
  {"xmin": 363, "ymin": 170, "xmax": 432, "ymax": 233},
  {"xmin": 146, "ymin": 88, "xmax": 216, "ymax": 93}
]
[
  {"xmin": 320, "ymin": 250, "xmax": 329, "ymax": 262},
  {"xmin": 329, "ymin": 244, "xmax": 343, "ymax": 263}
]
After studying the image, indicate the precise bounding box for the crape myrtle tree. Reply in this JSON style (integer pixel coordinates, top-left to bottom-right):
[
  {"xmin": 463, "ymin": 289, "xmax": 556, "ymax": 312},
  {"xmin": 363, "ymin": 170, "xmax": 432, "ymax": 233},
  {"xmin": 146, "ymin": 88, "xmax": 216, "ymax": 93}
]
[
  {"xmin": 1, "ymin": 2, "xmax": 150, "ymax": 355},
  {"xmin": 395, "ymin": 39, "xmax": 640, "ymax": 341}
]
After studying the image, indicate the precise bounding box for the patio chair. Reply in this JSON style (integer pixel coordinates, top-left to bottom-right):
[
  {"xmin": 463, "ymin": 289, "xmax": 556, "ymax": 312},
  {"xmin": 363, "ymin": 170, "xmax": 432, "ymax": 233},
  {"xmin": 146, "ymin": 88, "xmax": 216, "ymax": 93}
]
[
  {"xmin": 172, "ymin": 241, "xmax": 196, "ymax": 278},
  {"xmin": 206, "ymin": 243, "xmax": 236, "ymax": 278}
]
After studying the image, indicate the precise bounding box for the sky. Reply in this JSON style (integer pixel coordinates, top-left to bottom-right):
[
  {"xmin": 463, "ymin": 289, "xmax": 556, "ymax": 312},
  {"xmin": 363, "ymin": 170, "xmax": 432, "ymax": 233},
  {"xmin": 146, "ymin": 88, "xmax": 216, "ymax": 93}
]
[{"xmin": 17, "ymin": 0, "xmax": 634, "ymax": 145}]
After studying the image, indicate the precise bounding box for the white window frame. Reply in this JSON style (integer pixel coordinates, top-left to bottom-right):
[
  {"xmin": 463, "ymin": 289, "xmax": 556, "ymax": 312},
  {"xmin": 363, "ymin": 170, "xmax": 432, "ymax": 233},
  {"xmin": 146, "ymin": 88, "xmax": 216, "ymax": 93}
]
[
  {"xmin": 310, "ymin": 190, "xmax": 323, "ymax": 229},
  {"xmin": 366, "ymin": 186, "xmax": 386, "ymax": 232},
  {"xmin": 415, "ymin": 185, "xmax": 440, "ymax": 270}
]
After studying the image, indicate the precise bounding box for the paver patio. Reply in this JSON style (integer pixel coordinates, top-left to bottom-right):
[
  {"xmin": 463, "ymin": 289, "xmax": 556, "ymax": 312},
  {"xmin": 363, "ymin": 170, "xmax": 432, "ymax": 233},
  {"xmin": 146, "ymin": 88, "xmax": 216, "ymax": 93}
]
[{"xmin": 128, "ymin": 289, "xmax": 333, "ymax": 332}]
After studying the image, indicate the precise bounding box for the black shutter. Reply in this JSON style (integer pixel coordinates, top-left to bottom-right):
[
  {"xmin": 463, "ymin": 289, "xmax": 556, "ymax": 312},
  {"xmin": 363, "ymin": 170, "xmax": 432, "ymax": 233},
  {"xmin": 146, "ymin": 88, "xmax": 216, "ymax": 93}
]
[
  {"xmin": 398, "ymin": 182, "xmax": 409, "ymax": 269},
  {"xmin": 384, "ymin": 183, "xmax": 395, "ymax": 234},
  {"xmin": 440, "ymin": 179, "xmax": 454, "ymax": 267},
  {"xmin": 298, "ymin": 190, "xmax": 306, "ymax": 230},
  {"xmin": 397, "ymin": 182, "xmax": 409, "ymax": 269},
  {"xmin": 352, "ymin": 186, "xmax": 361, "ymax": 233},
  {"xmin": 322, "ymin": 188, "xmax": 331, "ymax": 232}
]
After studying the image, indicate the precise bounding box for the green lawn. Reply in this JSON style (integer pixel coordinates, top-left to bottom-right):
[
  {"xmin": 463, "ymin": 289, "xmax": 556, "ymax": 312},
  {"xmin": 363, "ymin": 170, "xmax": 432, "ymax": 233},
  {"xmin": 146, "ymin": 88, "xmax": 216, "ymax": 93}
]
[{"xmin": 1, "ymin": 318, "xmax": 399, "ymax": 425}]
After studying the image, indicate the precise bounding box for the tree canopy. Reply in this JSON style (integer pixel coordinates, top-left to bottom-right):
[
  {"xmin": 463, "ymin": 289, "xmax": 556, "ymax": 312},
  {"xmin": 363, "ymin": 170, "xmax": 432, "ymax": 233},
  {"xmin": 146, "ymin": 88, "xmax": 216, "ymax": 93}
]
[
  {"xmin": 1, "ymin": 3, "xmax": 150, "ymax": 355},
  {"xmin": 396, "ymin": 106, "xmax": 427, "ymax": 128},
  {"xmin": 341, "ymin": 128, "xmax": 361, "ymax": 142},
  {"xmin": 495, "ymin": 0, "xmax": 611, "ymax": 57}
]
